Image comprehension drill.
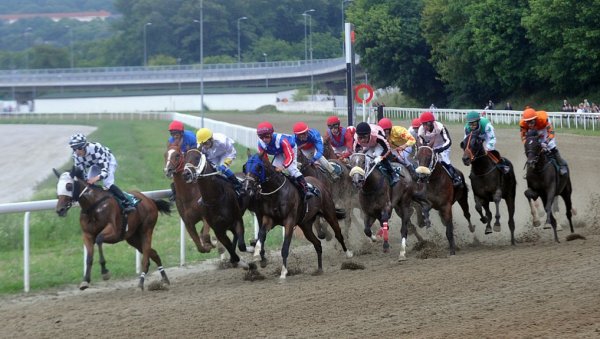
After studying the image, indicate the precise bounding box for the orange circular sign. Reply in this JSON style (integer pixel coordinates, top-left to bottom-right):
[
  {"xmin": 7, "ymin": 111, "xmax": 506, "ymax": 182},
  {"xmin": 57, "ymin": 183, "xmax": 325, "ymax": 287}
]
[{"xmin": 354, "ymin": 84, "xmax": 374, "ymax": 103}]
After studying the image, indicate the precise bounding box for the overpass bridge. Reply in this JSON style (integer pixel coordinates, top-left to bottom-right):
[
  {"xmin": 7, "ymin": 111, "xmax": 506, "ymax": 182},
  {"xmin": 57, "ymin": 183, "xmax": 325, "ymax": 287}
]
[{"xmin": 0, "ymin": 57, "xmax": 364, "ymax": 101}]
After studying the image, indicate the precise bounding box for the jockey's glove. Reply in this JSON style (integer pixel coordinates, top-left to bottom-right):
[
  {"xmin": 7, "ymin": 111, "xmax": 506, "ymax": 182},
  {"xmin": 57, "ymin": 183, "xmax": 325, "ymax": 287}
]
[
  {"xmin": 373, "ymin": 156, "xmax": 383, "ymax": 164},
  {"xmin": 224, "ymin": 158, "xmax": 233, "ymax": 167},
  {"xmin": 541, "ymin": 142, "xmax": 548, "ymax": 150}
]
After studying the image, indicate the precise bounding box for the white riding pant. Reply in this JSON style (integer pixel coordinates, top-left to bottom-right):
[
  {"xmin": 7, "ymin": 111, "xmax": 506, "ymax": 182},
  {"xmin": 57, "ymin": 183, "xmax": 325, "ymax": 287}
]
[
  {"xmin": 87, "ymin": 155, "xmax": 118, "ymax": 189},
  {"xmin": 299, "ymin": 147, "xmax": 335, "ymax": 173},
  {"xmin": 272, "ymin": 145, "xmax": 302, "ymax": 178}
]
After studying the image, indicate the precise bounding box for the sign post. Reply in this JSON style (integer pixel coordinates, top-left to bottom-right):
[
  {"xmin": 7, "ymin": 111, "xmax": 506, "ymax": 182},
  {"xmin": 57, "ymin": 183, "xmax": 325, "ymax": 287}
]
[{"xmin": 354, "ymin": 84, "xmax": 374, "ymax": 122}]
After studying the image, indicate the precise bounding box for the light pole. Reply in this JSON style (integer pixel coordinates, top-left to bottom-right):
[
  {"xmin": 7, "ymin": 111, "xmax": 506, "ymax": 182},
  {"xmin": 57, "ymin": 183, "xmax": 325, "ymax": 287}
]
[
  {"xmin": 194, "ymin": 0, "xmax": 205, "ymax": 127},
  {"xmin": 143, "ymin": 22, "xmax": 152, "ymax": 66},
  {"xmin": 65, "ymin": 25, "xmax": 74, "ymax": 68},
  {"xmin": 24, "ymin": 27, "xmax": 32, "ymax": 69},
  {"xmin": 237, "ymin": 16, "xmax": 247, "ymax": 65},
  {"xmin": 341, "ymin": 0, "xmax": 353, "ymax": 54},
  {"xmin": 263, "ymin": 53, "xmax": 268, "ymax": 88},
  {"xmin": 302, "ymin": 9, "xmax": 315, "ymax": 63}
]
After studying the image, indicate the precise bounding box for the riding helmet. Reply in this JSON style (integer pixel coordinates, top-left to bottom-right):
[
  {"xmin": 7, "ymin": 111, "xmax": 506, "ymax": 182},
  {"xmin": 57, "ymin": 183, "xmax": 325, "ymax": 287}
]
[
  {"xmin": 69, "ymin": 133, "xmax": 87, "ymax": 149},
  {"xmin": 420, "ymin": 111, "xmax": 436, "ymax": 123},
  {"xmin": 522, "ymin": 108, "xmax": 537, "ymax": 121},
  {"xmin": 466, "ymin": 111, "xmax": 481, "ymax": 123},
  {"xmin": 411, "ymin": 118, "xmax": 421, "ymax": 129},
  {"xmin": 356, "ymin": 122, "xmax": 371, "ymax": 136},
  {"xmin": 378, "ymin": 118, "xmax": 393, "ymax": 130},
  {"xmin": 293, "ymin": 122, "xmax": 309, "ymax": 135},
  {"xmin": 327, "ymin": 116, "xmax": 341, "ymax": 126},
  {"xmin": 168, "ymin": 120, "xmax": 184, "ymax": 132},
  {"xmin": 257, "ymin": 121, "xmax": 274, "ymax": 136},
  {"xmin": 196, "ymin": 128, "xmax": 213, "ymax": 144}
]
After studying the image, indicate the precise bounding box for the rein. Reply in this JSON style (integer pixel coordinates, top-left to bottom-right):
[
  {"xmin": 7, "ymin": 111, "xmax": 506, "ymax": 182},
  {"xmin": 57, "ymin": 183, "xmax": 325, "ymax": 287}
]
[
  {"xmin": 465, "ymin": 134, "xmax": 498, "ymax": 177},
  {"xmin": 418, "ymin": 146, "xmax": 438, "ymax": 172},
  {"xmin": 259, "ymin": 175, "xmax": 287, "ymax": 195}
]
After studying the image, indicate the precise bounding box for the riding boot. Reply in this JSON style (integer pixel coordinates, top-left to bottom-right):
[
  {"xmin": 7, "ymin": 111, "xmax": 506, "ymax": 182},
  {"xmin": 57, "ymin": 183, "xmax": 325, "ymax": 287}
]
[
  {"xmin": 295, "ymin": 175, "xmax": 312, "ymax": 201},
  {"xmin": 443, "ymin": 163, "xmax": 463, "ymax": 187},
  {"xmin": 381, "ymin": 158, "xmax": 400, "ymax": 185},
  {"xmin": 551, "ymin": 148, "xmax": 568, "ymax": 175},
  {"xmin": 226, "ymin": 174, "xmax": 244, "ymax": 197},
  {"xmin": 108, "ymin": 185, "xmax": 137, "ymax": 213},
  {"xmin": 169, "ymin": 182, "xmax": 176, "ymax": 202},
  {"xmin": 498, "ymin": 158, "xmax": 511, "ymax": 174}
]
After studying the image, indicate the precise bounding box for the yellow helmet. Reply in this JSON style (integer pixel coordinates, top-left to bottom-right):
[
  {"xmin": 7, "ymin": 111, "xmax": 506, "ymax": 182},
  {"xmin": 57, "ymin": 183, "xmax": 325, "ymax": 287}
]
[{"xmin": 196, "ymin": 128, "xmax": 213, "ymax": 144}]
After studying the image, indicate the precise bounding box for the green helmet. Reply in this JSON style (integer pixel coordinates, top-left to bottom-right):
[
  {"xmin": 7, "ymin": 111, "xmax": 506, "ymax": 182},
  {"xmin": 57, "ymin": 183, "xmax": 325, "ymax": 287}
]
[{"xmin": 466, "ymin": 111, "xmax": 481, "ymax": 123}]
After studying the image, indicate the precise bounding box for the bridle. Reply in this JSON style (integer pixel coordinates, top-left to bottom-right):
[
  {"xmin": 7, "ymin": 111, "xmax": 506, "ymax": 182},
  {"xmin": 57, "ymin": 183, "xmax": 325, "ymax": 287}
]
[
  {"xmin": 164, "ymin": 147, "xmax": 185, "ymax": 177},
  {"xmin": 183, "ymin": 149, "xmax": 221, "ymax": 182}
]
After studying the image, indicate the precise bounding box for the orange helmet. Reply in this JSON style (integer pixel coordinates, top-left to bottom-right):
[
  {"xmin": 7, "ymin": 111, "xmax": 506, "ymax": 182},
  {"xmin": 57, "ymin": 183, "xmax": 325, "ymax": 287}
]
[
  {"xmin": 168, "ymin": 120, "xmax": 184, "ymax": 132},
  {"xmin": 326, "ymin": 116, "xmax": 341, "ymax": 126},
  {"xmin": 378, "ymin": 118, "xmax": 393, "ymax": 130},
  {"xmin": 257, "ymin": 121, "xmax": 274, "ymax": 136},
  {"xmin": 522, "ymin": 108, "xmax": 537, "ymax": 121},
  {"xmin": 293, "ymin": 122, "xmax": 309, "ymax": 134},
  {"xmin": 420, "ymin": 111, "xmax": 435, "ymax": 123},
  {"xmin": 411, "ymin": 118, "xmax": 421, "ymax": 128}
]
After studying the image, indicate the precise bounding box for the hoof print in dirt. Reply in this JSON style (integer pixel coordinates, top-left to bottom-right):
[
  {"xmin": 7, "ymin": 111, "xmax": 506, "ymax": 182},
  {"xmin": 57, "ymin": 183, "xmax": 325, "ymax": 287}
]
[
  {"xmin": 413, "ymin": 240, "xmax": 448, "ymax": 259},
  {"xmin": 566, "ymin": 233, "xmax": 586, "ymax": 241},
  {"xmin": 340, "ymin": 261, "xmax": 365, "ymax": 270},
  {"xmin": 243, "ymin": 269, "xmax": 265, "ymax": 282},
  {"xmin": 146, "ymin": 280, "xmax": 169, "ymax": 291}
]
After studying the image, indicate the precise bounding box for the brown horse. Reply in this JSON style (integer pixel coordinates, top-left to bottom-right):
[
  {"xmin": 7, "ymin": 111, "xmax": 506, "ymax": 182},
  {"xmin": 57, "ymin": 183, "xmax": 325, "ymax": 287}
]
[
  {"xmin": 348, "ymin": 152, "xmax": 422, "ymax": 260},
  {"xmin": 164, "ymin": 144, "xmax": 214, "ymax": 253},
  {"xmin": 54, "ymin": 167, "xmax": 171, "ymax": 290},
  {"xmin": 461, "ymin": 132, "xmax": 517, "ymax": 245},
  {"xmin": 523, "ymin": 131, "xmax": 575, "ymax": 242},
  {"xmin": 414, "ymin": 146, "xmax": 473, "ymax": 255},
  {"xmin": 242, "ymin": 153, "xmax": 352, "ymax": 279},
  {"xmin": 182, "ymin": 149, "xmax": 253, "ymax": 268},
  {"xmin": 296, "ymin": 150, "xmax": 358, "ymax": 243}
]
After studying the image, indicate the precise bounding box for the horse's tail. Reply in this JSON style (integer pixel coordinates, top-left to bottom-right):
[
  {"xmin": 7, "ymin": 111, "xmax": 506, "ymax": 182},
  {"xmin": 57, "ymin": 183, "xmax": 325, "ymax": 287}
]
[
  {"xmin": 153, "ymin": 199, "xmax": 172, "ymax": 215},
  {"xmin": 335, "ymin": 208, "xmax": 346, "ymax": 220}
]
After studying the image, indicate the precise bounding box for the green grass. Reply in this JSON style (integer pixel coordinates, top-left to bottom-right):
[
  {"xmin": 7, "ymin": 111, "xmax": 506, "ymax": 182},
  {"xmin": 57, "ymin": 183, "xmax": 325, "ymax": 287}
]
[{"xmin": 0, "ymin": 116, "xmax": 283, "ymax": 295}]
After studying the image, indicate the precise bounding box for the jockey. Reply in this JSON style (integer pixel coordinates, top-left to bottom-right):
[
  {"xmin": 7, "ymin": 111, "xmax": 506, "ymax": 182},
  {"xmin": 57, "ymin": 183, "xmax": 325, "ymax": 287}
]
[
  {"xmin": 378, "ymin": 117, "xmax": 416, "ymax": 168},
  {"xmin": 196, "ymin": 128, "xmax": 243, "ymax": 196},
  {"xmin": 167, "ymin": 120, "xmax": 197, "ymax": 201},
  {"xmin": 323, "ymin": 115, "xmax": 355, "ymax": 161},
  {"xmin": 519, "ymin": 108, "xmax": 568, "ymax": 175},
  {"xmin": 418, "ymin": 111, "xmax": 463, "ymax": 186},
  {"xmin": 69, "ymin": 133, "xmax": 137, "ymax": 213},
  {"xmin": 293, "ymin": 121, "xmax": 339, "ymax": 180},
  {"xmin": 256, "ymin": 121, "xmax": 312, "ymax": 200},
  {"xmin": 408, "ymin": 118, "xmax": 421, "ymax": 142},
  {"xmin": 167, "ymin": 120, "xmax": 197, "ymax": 152},
  {"xmin": 353, "ymin": 121, "xmax": 400, "ymax": 185},
  {"xmin": 461, "ymin": 111, "xmax": 511, "ymax": 174}
]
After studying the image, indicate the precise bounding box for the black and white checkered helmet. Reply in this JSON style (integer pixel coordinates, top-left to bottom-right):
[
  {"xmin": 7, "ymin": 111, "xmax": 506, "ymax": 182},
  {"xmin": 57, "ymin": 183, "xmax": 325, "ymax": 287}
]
[{"xmin": 69, "ymin": 133, "xmax": 87, "ymax": 149}]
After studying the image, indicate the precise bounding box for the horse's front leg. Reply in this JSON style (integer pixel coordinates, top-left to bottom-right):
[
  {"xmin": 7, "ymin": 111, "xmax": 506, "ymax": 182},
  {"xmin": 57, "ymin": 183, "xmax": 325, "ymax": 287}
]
[
  {"xmin": 439, "ymin": 206, "xmax": 456, "ymax": 255},
  {"xmin": 492, "ymin": 188, "xmax": 503, "ymax": 232},
  {"xmin": 255, "ymin": 217, "xmax": 272, "ymax": 268},
  {"xmin": 524, "ymin": 189, "xmax": 541, "ymax": 227},
  {"xmin": 379, "ymin": 210, "xmax": 392, "ymax": 253},
  {"xmin": 80, "ymin": 234, "xmax": 95, "ymax": 290},
  {"xmin": 213, "ymin": 228, "xmax": 246, "ymax": 269},
  {"xmin": 362, "ymin": 214, "xmax": 376, "ymax": 241},
  {"xmin": 480, "ymin": 199, "xmax": 493, "ymax": 235},
  {"xmin": 397, "ymin": 205, "xmax": 411, "ymax": 262},
  {"xmin": 473, "ymin": 195, "xmax": 487, "ymax": 225},
  {"xmin": 298, "ymin": 220, "xmax": 324, "ymax": 277},
  {"xmin": 280, "ymin": 224, "xmax": 301, "ymax": 279}
]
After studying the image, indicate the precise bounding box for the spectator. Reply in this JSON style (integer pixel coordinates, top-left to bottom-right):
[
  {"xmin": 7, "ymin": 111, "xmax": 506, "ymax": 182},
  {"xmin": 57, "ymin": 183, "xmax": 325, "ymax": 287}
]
[
  {"xmin": 504, "ymin": 102, "xmax": 513, "ymax": 110},
  {"xmin": 484, "ymin": 100, "xmax": 494, "ymax": 110}
]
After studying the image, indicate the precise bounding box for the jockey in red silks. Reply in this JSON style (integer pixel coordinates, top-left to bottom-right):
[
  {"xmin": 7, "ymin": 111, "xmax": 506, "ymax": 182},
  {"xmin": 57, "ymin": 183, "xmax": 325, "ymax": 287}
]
[
  {"xmin": 256, "ymin": 121, "xmax": 312, "ymax": 199},
  {"xmin": 293, "ymin": 121, "xmax": 339, "ymax": 180},
  {"xmin": 519, "ymin": 108, "xmax": 568, "ymax": 175},
  {"xmin": 408, "ymin": 117, "xmax": 421, "ymax": 142},
  {"xmin": 323, "ymin": 115, "xmax": 355, "ymax": 161},
  {"xmin": 353, "ymin": 121, "xmax": 400, "ymax": 185}
]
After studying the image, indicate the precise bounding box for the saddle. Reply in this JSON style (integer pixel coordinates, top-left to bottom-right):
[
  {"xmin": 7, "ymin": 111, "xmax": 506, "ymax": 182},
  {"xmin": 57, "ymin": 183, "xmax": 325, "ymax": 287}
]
[{"xmin": 316, "ymin": 161, "xmax": 343, "ymax": 180}]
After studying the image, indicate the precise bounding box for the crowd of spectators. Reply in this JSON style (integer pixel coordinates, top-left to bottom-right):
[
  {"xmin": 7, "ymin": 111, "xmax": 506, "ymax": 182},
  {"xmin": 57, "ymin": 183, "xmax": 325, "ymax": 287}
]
[{"xmin": 561, "ymin": 99, "xmax": 600, "ymax": 113}]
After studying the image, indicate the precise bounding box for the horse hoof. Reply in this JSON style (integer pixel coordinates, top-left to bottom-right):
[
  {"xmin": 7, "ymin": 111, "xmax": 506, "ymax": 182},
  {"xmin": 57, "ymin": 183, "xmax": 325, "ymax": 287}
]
[
  {"xmin": 493, "ymin": 224, "xmax": 501, "ymax": 232},
  {"xmin": 79, "ymin": 281, "xmax": 89, "ymax": 290},
  {"xmin": 556, "ymin": 224, "xmax": 563, "ymax": 232},
  {"xmin": 543, "ymin": 223, "xmax": 552, "ymax": 229},
  {"xmin": 364, "ymin": 228, "xmax": 373, "ymax": 238},
  {"xmin": 245, "ymin": 246, "xmax": 255, "ymax": 253},
  {"xmin": 260, "ymin": 259, "xmax": 268, "ymax": 269},
  {"xmin": 138, "ymin": 282, "xmax": 144, "ymax": 291},
  {"xmin": 532, "ymin": 220, "xmax": 541, "ymax": 227},
  {"xmin": 311, "ymin": 269, "xmax": 324, "ymax": 276},
  {"xmin": 398, "ymin": 255, "xmax": 407, "ymax": 262},
  {"xmin": 383, "ymin": 242, "xmax": 390, "ymax": 253},
  {"xmin": 468, "ymin": 224, "xmax": 476, "ymax": 233},
  {"xmin": 480, "ymin": 217, "xmax": 488, "ymax": 223},
  {"xmin": 485, "ymin": 226, "xmax": 493, "ymax": 235},
  {"xmin": 162, "ymin": 277, "xmax": 171, "ymax": 286},
  {"xmin": 345, "ymin": 250, "xmax": 354, "ymax": 258},
  {"xmin": 102, "ymin": 272, "xmax": 111, "ymax": 281}
]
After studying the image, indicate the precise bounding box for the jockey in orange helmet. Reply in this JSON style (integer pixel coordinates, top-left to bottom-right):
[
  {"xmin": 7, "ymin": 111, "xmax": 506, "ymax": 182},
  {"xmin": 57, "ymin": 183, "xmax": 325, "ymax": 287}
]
[
  {"xmin": 293, "ymin": 121, "xmax": 339, "ymax": 180},
  {"xmin": 519, "ymin": 109, "xmax": 568, "ymax": 175},
  {"xmin": 324, "ymin": 115, "xmax": 355, "ymax": 160},
  {"xmin": 256, "ymin": 121, "xmax": 313, "ymax": 199},
  {"xmin": 418, "ymin": 111, "xmax": 463, "ymax": 186}
]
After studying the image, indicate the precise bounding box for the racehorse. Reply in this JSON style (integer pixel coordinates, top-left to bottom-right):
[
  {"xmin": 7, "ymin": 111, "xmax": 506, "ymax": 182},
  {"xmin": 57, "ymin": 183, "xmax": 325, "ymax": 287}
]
[
  {"xmin": 414, "ymin": 146, "xmax": 473, "ymax": 255},
  {"xmin": 54, "ymin": 167, "xmax": 171, "ymax": 290},
  {"xmin": 182, "ymin": 149, "xmax": 253, "ymax": 268},
  {"xmin": 296, "ymin": 149, "xmax": 358, "ymax": 243},
  {"xmin": 243, "ymin": 153, "xmax": 353, "ymax": 279},
  {"xmin": 348, "ymin": 152, "xmax": 420, "ymax": 261},
  {"xmin": 164, "ymin": 144, "xmax": 214, "ymax": 253},
  {"xmin": 462, "ymin": 132, "xmax": 517, "ymax": 245},
  {"xmin": 523, "ymin": 131, "xmax": 575, "ymax": 242}
]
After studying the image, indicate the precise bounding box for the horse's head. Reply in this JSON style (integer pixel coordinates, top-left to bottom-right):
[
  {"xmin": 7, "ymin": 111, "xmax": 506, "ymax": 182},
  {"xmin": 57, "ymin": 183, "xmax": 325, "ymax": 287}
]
[
  {"xmin": 55, "ymin": 167, "xmax": 87, "ymax": 216},
  {"xmin": 164, "ymin": 144, "xmax": 184, "ymax": 178},
  {"xmin": 461, "ymin": 132, "xmax": 486, "ymax": 166},
  {"xmin": 242, "ymin": 153, "xmax": 270, "ymax": 197},
  {"xmin": 182, "ymin": 148, "xmax": 208, "ymax": 183},
  {"xmin": 524, "ymin": 130, "xmax": 543, "ymax": 167},
  {"xmin": 414, "ymin": 146, "xmax": 437, "ymax": 183},
  {"xmin": 348, "ymin": 152, "xmax": 370, "ymax": 189}
]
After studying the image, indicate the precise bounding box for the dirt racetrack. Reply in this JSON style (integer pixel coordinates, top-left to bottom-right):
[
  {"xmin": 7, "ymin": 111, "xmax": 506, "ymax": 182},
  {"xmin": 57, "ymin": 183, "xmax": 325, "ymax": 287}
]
[{"xmin": 1, "ymin": 113, "xmax": 600, "ymax": 338}]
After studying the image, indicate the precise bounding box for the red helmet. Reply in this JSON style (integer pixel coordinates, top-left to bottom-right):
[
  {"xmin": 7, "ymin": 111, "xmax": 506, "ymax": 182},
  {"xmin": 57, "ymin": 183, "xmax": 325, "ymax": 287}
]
[
  {"xmin": 293, "ymin": 122, "xmax": 309, "ymax": 134},
  {"xmin": 257, "ymin": 121, "xmax": 274, "ymax": 136},
  {"xmin": 378, "ymin": 118, "xmax": 393, "ymax": 130},
  {"xmin": 420, "ymin": 111, "xmax": 435, "ymax": 123},
  {"xmin": 326, "ymin": 116, "xmax": 341, "ymax": 126},
  {"xmin": 168, "ymin": 120, "xmax": 184, "ymax": 132},
  {"xmin": 411, "ymin": 118, "xmax": 421, "ymax": 128}
]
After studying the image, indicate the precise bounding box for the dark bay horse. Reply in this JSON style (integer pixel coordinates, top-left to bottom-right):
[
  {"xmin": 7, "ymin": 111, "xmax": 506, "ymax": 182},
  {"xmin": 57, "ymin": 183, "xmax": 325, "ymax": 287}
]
[
  {"xmin": 296, "ymin": 149, "xmax": 358, "ymax": 243},
  {"xmin": 462, "ymin": 132, "xmax": 517, "ymax": 245},
  {"xmin": 523, "ymin": 131, "xmax": 575, "ymax": 242},
  {"xmin": 164, "ymin": 144, "xmax": 214, "ymax": 253},
  {"xmin": 243, "ymin": 153, "xmax": 352, "ymax": 279},
  {"xmin": 414, "ymin": 146, "xmax": 473, "ymax": 255},
  {"xmin": 182, "ymin": 149, "xmax": 253, "ymax": 268},
  {"xmin": 54, "ymin": 167, "xmax": 171, "ymax": 290},
  {"xmin": 348, "ymin": 152, "xmax": 419, "ymax": 261}
]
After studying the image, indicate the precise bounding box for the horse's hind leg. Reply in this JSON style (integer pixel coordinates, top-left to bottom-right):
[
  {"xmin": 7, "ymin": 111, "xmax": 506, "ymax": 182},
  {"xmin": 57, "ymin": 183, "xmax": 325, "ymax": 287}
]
[
  {"xmin": 561, "ymin": 184, "xmax": 575, "ymax": 233},
  {"xmin": 506, "ymin": 196, "xmax": 516, "ymax": 246},
  {"xmin": 322, "ymin": 208, "xmax": 353, "ymax": 258},
  {"xmin": 185, "ymin": 221, "xmax": 213, "ymax": 253},
  {"xmin": 439, "ymin": 207, "xmax": 456, "ymax": 255},
  {"xmin": 81, "ymin": 235, "xmax": 95, "ymax": 290},
  {"xmin": 524, "ymin": 189, "xmax": 541, "ymax": 227},
  {"xmin": 457, "ymin": 189, "xmax": 474, "ymax": 232},
  {"xmin": 296, "ymin": 223, "xmax": 324, "ymax": 278},
  {"xmin": 492, "ymin": 189, "xmax": 503, "ymax": 232},
  {"xmin": 214, "ymin": 229, "xmax": 246, "ymax": 268}
]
